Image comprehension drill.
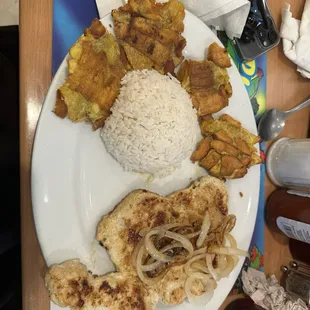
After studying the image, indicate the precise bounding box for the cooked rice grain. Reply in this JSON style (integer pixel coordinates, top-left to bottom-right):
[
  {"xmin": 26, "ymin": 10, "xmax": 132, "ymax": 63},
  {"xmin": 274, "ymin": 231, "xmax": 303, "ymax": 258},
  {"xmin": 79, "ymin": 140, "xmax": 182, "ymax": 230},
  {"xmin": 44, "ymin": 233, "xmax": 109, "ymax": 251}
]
[{"xmin": 101, "ymin": 69, "xmax": 200, "ymax": 177}]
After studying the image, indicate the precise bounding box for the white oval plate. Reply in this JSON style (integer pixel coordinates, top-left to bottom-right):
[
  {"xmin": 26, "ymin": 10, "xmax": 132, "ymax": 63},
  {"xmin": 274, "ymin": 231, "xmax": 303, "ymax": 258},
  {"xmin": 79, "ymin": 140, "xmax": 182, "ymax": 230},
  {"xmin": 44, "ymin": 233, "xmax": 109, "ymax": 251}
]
[{"xmin": 31, "ymin": 10, "xmax": 260, "ymax": 310}]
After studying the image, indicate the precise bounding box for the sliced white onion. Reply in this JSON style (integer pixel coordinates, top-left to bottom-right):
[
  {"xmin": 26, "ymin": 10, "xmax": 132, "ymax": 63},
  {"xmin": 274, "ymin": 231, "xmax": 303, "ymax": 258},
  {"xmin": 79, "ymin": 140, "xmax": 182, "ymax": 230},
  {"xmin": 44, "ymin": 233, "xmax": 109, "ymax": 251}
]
[
  {"xmin": 139, "ymin": 223, "xmax": 185, "ymax": 237},
  {"xmin": 196, "ymin": 211, "xmax": 211, "ymax": 248},
  {"xmin": 223, "ymin": 215, "xmax": 236, "ymax": 233},
  {"xmin": 208, "ymin": 246, "xmax": 249, "ymax": 258},
  {"xmin": 141, "ymin": 242, "xmax": 183, "ymax": 272},
  {"xmin": 225, "ymin": 234, "xmax": 237, "ymax": 248},
  {"xmin": 160, "ymin": 242, "xmax": 183, "ymax": 253},
  {"xmin": 206, "ymin": 233, "xmax": 215, "ymax": 242},
  {"xmin": 145, "ymin": 230, "xmax": 172, "ymax": 262},
  {"xmin": 186, "ymin": 231, "xmax": 201, "ymax": 239},
  {"xmin": 193, "ymin": 247, "xmax": 207, "ymax": 255},
  {"xmin": 206, "ymin": 254, "xmax": 220, "ymax": 281},
  {"xmin": 217, "ymin": 255, "xmax": 234, "ymax": 278},
  {"xmin": 185, "ymin": 273, "xmax": 214, "ymax": 306},
  {"xmin": 215, "ymin": 254, "xmax": 226, "ymax": 270},
  {"xmin": 185, "ymin": 254, "xmax": 208, "ymax": 276},
  {"xmin": 145, "ymin": 229, "xmax": 194, "ymax": 262},
  {"xmin": 136, "ymin": 244, "xmax": 167, "ymax": 285},
  {"xmin": 191, "ymin": 262, "xmax": 209, "ymax": 274},
  {"xmin": 232, "ymin": 255, "xmax": 239, "ymax": 267},
  {"xmin": 141, "ymin": 260, "xmax": 163, "ymax": 272},
  {"xmin": 164, "ymin": 230, "xmax": 194, "ymax": 259}
]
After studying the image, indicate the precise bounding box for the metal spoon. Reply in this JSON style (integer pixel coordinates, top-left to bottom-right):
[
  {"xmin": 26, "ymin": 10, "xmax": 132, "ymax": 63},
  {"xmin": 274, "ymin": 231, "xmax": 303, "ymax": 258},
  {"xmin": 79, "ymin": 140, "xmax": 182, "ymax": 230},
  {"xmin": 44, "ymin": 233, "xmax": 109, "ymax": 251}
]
[{"xmin": 258, "ymin": 98, "xmax": 310, "ymax": 141}]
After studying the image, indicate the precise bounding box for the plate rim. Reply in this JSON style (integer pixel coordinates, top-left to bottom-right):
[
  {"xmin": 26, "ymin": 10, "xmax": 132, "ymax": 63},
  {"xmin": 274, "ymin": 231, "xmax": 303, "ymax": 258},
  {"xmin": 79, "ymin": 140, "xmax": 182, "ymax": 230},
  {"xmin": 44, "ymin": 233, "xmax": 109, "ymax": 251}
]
[{"xmin": 31, "ymin": 9, "xmax": 260, "ymax": 310}]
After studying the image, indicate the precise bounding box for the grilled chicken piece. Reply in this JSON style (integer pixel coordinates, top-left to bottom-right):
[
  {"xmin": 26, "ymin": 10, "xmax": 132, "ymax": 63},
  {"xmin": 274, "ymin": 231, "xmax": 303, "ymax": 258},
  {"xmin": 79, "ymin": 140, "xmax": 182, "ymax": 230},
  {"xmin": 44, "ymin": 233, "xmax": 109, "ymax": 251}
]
[
  {"xmin": 46, "ymin": 177, "xmax": 230, "ymax": 308},
  {"xmin": 97, "ymin": 177, "xmax": 228, "ymax": 276},
  {"xmin": 45, "ymin": 259, "xmax": 158, "ymax": 310}
]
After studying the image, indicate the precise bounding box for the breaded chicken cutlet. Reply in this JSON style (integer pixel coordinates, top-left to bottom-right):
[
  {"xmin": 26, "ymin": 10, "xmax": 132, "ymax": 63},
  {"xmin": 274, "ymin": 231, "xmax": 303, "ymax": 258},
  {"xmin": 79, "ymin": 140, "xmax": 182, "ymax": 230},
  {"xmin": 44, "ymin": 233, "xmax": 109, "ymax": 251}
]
[
  {"xmin": 112, "ymin": 0, "xmax": 186, "ymax": 74},
  {"xmin": 177, "ymin": 42, "xmax": 233, "ymax": 116},
  {"xmin": 45, "ymin": 259, "xmax": 158, "ymax": 309},
  {"xmin": 45, "ymin": 177, "xmax": 237, "ymax": 308},
  {"xmin": 54, "ymin": 19, "xmax": 128, "ymax": 130}
]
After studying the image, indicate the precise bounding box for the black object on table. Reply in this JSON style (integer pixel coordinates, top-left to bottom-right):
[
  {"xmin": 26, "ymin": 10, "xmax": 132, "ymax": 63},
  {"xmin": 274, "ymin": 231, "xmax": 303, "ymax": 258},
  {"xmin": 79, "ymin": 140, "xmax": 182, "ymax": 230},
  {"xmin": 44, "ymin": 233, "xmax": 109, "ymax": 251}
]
[
  {"xmin": 233, "ymin": 0, "xmax": 280, "ymax": 61},
  {"xmin": 225, "ymin": 298, "xmax": 265, "ymax": 310},
  {"xmin": 0, "ymin": 25, "xmax": 22, "ymax": 310}
]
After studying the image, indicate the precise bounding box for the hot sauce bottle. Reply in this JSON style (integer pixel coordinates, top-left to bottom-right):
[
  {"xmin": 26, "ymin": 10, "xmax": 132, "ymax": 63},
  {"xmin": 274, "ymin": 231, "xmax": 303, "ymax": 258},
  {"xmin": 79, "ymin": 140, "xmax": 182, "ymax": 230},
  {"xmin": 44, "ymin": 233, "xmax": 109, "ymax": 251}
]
[{"xmin": 265, "ymin": 189, "xmax": 310, "ymax": 244}]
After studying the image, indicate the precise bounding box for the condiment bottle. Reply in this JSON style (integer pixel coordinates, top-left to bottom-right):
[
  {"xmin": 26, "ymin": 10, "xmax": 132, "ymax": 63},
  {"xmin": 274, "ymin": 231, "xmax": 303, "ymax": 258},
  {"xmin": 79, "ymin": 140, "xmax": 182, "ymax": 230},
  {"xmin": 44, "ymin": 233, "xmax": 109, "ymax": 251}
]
[
  {"xmin": 289, "ymin": 239, "xmax": 310, "ymax": 266},
  {"xmin": 265, "ymin": 189, "xmax": 310, "ymax": 243},
  {"xmin": 224, "ymin": 298, "xmax": 264, "ymax": 309},
  {"xmin": 266, "ymin": 138, "xmax": 310, "ymax": 190}
]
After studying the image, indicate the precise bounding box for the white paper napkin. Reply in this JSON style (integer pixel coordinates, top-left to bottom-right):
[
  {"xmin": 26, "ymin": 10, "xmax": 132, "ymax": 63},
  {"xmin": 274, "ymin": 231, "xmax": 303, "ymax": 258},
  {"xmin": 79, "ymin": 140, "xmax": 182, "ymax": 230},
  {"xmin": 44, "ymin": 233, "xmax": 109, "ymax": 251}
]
[
  {"xmin": 280, "ymin": 1, "xmax": 310, "ymax": 78},
  {"xmin": 96, "ymin": 0, "xmax": 124, "ymax": 18},
  {"xmin": 179, "ymin": 0, "xmax": 250, "ymax": 39},
  {"xmin": 242, "ymin": 268, "xmax": 308, "ymax": 310},
  {"xmin": 95, "ymin": 0, "xmax": 250, "ymax": 39}
]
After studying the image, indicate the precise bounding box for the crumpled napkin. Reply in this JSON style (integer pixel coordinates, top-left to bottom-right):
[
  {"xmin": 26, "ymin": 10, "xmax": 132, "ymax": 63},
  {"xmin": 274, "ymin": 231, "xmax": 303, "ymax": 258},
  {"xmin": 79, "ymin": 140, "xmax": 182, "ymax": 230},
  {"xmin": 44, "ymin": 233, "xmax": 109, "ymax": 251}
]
[
  {"xmin": 280, "ymin": 1, "xmax": 310, "ymax": 78},
  {"xmin": 95, "ymin": 0, "xmax": 250, "ymax": 39},
  {"xmin": 180, "ymin": 0, "xmax": 250, "ymax": 39},
  {"xmin": 242, "ymin": 268, "xmax": 308, "ymax": 310}
]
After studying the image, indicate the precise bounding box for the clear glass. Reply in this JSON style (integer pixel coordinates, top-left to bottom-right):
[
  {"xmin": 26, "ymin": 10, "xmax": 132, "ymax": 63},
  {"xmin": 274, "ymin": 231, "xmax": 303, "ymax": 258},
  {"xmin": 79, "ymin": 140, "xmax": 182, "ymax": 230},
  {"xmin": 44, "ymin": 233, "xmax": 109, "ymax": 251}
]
[{"xmin": 266, "ymin": 138, "xmax": 310, "ymax": 189}]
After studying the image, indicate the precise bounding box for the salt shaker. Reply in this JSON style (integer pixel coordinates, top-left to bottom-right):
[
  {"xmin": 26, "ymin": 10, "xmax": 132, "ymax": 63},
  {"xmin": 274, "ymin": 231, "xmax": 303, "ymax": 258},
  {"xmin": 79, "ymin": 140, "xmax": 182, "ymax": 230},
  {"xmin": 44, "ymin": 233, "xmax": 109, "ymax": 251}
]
[{"xmin": 266, "ymin": 138, "xmax": 310, "ymax": 190}]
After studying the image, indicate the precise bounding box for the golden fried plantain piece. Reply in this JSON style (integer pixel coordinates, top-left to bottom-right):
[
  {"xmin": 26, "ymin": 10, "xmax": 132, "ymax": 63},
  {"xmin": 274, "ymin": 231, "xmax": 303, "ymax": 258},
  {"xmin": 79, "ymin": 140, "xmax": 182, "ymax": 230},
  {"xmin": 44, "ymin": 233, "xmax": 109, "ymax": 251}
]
[
  {"xmin": 112, "ymin": 0, "xmax": 186, "ymax": 74},
  {"xmin": 112, "ymin": 5, "xmax": 131, "ymax": 39},
  {"xmin": 194, "ymin": 114, "xmax": 261, "ymax": 180},
  {"xmin": 209, "ymin": 160, "xmax": 222, "ymax": 178},
  {"xmin": 119, "ymin": 45, "xmax": 132, "ymax": 70},
  {"xmin": 220, "ymin": 155, "xmax": 244, "ymax": 177},
  {"xmin": 200, "ymin": 114, "xmax": 214, "ymax": 123},
  {"xmin": 219, "ymin": 83, "xmax": 233, "ymax": 101},
  {"xmin": 190, "ymin": 138, "xmax": 211, "ymax": 162},
  {"xmin": 177, "ymin": 56, "xmax": 231, "ymax": 115},
  {"xmin": 238, "ymin": 154, "xmax": 252, "ymax": 167},
  {"xmin": 199, "ymin": 149, "xmax": 221, "ymax": 170},
  {"xmin": 125, "ymin": 30, "xmax": 171, "ymax": 67},
  {"xmin": 223, "ymin": 82, "xmax": 233, "ymax": 98},
  {"xmin": 54, "ymin": 19, "xmax": 126, "ymax": 129},
  {"xmin": 226, "ymin": 166, "xmax": 247, "ymax": 179},
  {"xmin": 235, "ymin": 137, "xmax": 252, "ymax": 155},
  {"xmin": 219, "ymin": 114, "xmax": 241, "ymax": 127},
  {"xmin": 211, "ymin": 140, "xmax": 239, "ymax": 157},
  {"xmin": 188, "ymin": 61, "xmax": 215, "ymax": 89},
  {"xmin": 54, "ymin": 90, "xmax": 68, "ymax": 119},
  {"xmin": 202, "ymin": 116, "xmax": 261, "ymax": 146},
  {"xmin": 249, "ymin": 153, "xmax": 262, "ymax": 167},
  {"xmin": 207, "ymin": 42, "xmax": 231, "ymax": 68},
  {"xmin": 193, "ymin": 89, "xmax": 228, "ymax": 116},
  {"xmin": 213, "ymin": 129, "xmax": 233, "ymax": 144},
  {"xmin": 177, "ymin": 60, "xmax": 190, "ymax": 91},
  {"xmin": 178, "ymin": 60, "xmax": 229, "ymax": 91},
  {"xmin": 122, "ymin": 42, "xmax": 154, "ymax": 70}
]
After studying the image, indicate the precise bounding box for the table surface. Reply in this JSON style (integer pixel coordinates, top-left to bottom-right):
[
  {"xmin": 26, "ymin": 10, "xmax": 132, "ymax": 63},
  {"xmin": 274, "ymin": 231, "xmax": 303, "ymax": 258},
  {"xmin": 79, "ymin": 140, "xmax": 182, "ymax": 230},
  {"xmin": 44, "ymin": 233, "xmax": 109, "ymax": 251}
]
[{"xmin": 20, "ymin": 0, "xmax": 310, "ymax": 309}]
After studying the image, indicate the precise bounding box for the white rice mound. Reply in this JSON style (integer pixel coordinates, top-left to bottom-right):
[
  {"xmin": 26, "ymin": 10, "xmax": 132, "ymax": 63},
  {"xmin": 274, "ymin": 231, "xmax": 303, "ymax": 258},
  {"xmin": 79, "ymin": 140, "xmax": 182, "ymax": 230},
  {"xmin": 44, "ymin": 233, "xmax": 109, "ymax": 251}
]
[{"xmin": 101, "ymin": 69, "xmax": 200, "ymax": 177}]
